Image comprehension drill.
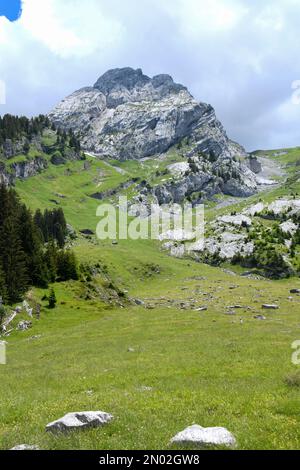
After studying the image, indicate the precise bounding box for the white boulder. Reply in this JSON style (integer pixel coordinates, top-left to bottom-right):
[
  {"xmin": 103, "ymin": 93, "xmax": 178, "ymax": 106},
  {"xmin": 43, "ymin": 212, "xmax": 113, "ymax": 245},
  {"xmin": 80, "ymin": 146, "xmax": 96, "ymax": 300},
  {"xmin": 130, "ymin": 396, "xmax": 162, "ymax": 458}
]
[
  {"xmin": 46, "ymin": 411, "xmax": 113, "ymax": 433},
  {"xmin": 170, "ymin": 424, "xmax": 236, "ymax": 448},
  {"xmin": 10, "ymin": 444, "xmax": 39, "ymax": 450}
]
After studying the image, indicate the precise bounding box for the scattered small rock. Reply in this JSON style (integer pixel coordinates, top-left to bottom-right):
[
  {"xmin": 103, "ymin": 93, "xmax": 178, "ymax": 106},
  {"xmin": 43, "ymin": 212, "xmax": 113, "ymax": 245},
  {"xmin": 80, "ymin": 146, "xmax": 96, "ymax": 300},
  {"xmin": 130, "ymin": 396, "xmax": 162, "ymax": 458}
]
[
  {"xmin": 254, "ymin": 315, "xmax": 266, "ymax": 321},
  {"xmin": 222, "ymin": 269, "xmax": 237, "ymax": 276},
  {"xmin": 138, "ymin": 386, "xmax": 153, "ymax": 392},
  {"xmin": 28, "ymin": 335, "xmax": 41, "ymax": 341},
  {"xmin": 17, "ymin": 320, "xmax": 32, "ymax": 331},
  {"xmin": 262, "ymin": 304, "xmax": 279, "ymax": 310},
  {"xmin": 290, "ymin": 289, "xmax": 300, "ymax": 294},
  {"xmin": 46, "ymin": 411, "xmax": 113, "ymax": 433},
  {"xmin": 10, "ymin": 444, "xmax": 39, "ymax": 451},
  {"xmin": 195, "ymin": 307, "xmax": 208, "ymax": 312},
  {"xmin": 80, "ymin": 229, "xmax": 94, "ymax": 236},
  {"xmin": 170, "ymin": 425, "xmax": 236, "ymax": 448}
]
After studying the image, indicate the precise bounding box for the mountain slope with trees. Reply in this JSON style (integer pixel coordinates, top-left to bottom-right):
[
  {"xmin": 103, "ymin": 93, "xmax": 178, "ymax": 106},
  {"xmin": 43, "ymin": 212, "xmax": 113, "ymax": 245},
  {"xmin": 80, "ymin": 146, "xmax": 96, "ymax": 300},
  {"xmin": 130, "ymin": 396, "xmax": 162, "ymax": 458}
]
[
  {"xmin": 0, "ymin": 114, "xmax": 83, "ymax": 185},
  {"xmin": 0, "ymin": 184, "xmax": 78, "ymax": 304}
]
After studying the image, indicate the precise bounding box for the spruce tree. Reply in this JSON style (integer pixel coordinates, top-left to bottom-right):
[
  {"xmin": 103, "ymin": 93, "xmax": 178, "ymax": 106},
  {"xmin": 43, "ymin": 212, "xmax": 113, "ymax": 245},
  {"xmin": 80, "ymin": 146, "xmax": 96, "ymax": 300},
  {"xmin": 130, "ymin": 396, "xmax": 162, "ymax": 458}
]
[
  {"xmin": 48, "ymin": 288, "xmax": 57, "ymax": 309},
  {"xmin": 44, "ymin": 241, "xmax": 58, "ymax": 282},
  {"xmin": 0, "ymin": 262, "xmax": 8, "ymax": 304},
  {"xmin": 57, "ymin": 250, "xmax": 78, "ymax": 281},
  {"xmin": 0, "ymin": 216, "xmax": 28, "ymax": 303},
  {"xmin": 17, "ymin": 204, "xmax": 48, "ymax": 287}
]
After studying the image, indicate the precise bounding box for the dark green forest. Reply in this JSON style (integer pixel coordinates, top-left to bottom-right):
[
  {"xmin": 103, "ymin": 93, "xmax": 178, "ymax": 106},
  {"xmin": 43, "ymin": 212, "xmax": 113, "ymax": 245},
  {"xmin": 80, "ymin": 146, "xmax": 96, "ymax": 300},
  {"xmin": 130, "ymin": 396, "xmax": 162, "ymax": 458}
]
[
  {"xmin": 0, "ymin": 184, "xmax": 78, "ymax": 304},
  {"xmin": 0, "ymin": 114, "xmax": 81, "ymax": 155}
]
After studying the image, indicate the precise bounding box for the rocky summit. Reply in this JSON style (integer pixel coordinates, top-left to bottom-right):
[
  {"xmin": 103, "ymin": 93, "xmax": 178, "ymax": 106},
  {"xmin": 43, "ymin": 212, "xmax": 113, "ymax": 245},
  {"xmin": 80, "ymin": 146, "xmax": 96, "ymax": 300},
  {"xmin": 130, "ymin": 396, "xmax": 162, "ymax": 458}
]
[
  {"xmin": 49, "ymin": 67, "xmax": 243, "ymax": 161},
  {"xmin": 49, "ymin": 67, "xmax": 258, "ymax": 199}
]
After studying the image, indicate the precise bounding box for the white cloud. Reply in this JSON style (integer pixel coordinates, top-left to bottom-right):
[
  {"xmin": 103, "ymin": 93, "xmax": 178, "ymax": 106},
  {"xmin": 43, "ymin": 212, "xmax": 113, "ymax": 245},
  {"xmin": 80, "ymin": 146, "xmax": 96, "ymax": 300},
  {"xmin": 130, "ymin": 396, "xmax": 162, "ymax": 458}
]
[
  {"xmin": 0, "ymin": 0, "xmax": 300, "ymax": 149},
  {"xmin": 255, "ymin": 5, "xmax": 285, "ymax": 32},
  {"xmin": 166, "ymin": 0, "xmax": 248, "ymax": 37},
  {"xmin": 19, "ymin": 0, "xmax": 124, "ymax": 58}
]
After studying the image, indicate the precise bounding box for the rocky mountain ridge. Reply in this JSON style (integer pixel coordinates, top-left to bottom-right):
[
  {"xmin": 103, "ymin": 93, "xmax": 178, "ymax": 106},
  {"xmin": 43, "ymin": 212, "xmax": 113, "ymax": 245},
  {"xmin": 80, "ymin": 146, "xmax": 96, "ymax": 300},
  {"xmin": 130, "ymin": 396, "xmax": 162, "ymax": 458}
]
[
  {"xmin": 49, "ymin": 67, "xmax": 245, "ymax": 161},
  {"xmin": 49, "ymin": 67, "xmax": 259, "ymax": 199}
]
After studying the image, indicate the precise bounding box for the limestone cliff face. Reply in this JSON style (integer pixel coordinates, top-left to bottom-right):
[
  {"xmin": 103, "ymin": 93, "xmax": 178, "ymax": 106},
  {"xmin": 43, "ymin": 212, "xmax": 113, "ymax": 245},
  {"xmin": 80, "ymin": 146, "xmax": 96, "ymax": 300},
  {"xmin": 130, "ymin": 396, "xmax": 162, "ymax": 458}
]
[
  {"xmin": 49, "ymin": 67, "xmax": 257, "ymax": 198},
  {"xmin": 0, "ymin": 156, "xmax": 48, "ymax": 185},
  {"xmin": 49, "ymin": 68, "xmax": 242, "ymax": 159}
]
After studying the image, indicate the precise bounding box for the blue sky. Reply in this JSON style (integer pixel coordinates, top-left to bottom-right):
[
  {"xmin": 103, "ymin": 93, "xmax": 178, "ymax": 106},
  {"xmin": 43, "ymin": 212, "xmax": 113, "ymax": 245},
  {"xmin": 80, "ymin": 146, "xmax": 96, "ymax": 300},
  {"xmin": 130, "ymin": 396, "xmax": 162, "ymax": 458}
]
[
  {"xmin": 0, "ymin": 0, "xmax": 22, "ymax": 22},
  {"xmin": 0, "ymin": 0, "xmax": 300, "ymax": 151}
]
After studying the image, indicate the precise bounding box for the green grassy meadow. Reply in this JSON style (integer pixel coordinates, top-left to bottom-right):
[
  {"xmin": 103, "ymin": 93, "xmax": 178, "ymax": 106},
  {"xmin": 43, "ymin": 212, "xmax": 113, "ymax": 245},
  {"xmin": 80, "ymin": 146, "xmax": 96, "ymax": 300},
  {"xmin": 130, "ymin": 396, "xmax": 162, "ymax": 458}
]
[{"xmin": 1, "ymin": 149, "xmax": 300, "ymax": 450}]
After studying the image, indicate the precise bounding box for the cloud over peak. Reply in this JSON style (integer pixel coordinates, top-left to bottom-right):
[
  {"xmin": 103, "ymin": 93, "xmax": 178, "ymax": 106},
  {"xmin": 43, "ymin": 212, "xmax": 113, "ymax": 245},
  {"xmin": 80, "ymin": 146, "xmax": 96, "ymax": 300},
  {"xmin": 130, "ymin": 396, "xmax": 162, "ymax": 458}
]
[{"xmin": 0, "ymin": 0, "xmax": 300, "ymax": 151}]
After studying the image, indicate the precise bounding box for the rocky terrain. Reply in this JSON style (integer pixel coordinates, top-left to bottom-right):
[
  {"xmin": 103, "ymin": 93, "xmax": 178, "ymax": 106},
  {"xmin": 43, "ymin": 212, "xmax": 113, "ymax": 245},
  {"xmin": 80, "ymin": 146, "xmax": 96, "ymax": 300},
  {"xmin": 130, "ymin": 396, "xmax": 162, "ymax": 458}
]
[
  {"xmin": 1, "ymin": 139, "xmax": 300, "ymax": 450},
  {"xmin": 49, "ymin": 67, "xmax": 258, "ymax": 199},
  {"xmin": 0, "ymin": 127, "xmax": 82, "ymax": 185}
]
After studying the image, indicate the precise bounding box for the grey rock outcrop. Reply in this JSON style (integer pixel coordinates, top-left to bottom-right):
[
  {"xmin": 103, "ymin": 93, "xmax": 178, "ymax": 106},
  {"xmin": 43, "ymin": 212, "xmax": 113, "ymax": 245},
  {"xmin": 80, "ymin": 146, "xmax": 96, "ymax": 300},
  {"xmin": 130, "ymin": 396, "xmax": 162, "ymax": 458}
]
[
  {"xmin": 247, "ymin": 155, "xmax": 262, "ymax": 174},
  {"xmin": 46, "ymin": 411, "xmax": 113, "ymax": 433},
  {"xmin": 49, "ymin": 68, "xmax": 243, "ymax": 161},
  {"xmin": 49, "ymin": 67, "xmax": 258, "ymax": 199},
  {"xmin": 155, "ymin": 154, "xmax": 257, "ymax": 203},
  {"xmin": 0, "ymin": 156, "xmax": 48, "ymax": 185}
]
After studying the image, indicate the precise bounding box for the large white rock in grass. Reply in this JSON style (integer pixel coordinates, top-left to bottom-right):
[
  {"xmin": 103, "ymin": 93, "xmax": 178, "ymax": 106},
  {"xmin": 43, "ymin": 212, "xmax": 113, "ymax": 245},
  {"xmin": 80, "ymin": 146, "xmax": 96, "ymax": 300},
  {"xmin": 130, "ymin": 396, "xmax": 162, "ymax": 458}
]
[
  {"xmin": 243, "ymin": 202, "xmax": 265, "ymax": 217},
  {"xmin": 46, "ymin": 411, "xmax": 113, "ymax": 433},
  {"xmin": 10, "ymin": 444, "xmax": 39, "ymax": 450},
  {"xmin": 262, "ymin": 304, "xmax": 279, "ymax": 310},
  {"xmin": 170, "ymin": 425, "xmax": 236, "ymax": 448}
]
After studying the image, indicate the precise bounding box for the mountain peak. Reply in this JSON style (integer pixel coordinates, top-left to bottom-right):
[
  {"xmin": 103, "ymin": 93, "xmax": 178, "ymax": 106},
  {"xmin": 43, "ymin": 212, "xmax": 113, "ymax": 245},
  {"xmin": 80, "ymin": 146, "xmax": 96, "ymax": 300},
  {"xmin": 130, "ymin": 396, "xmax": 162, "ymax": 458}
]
[
  {"xmin": 93, "ymin": 68, "xmax": 186, "ymax": 97},
  {"xmin": 93, "ymin": 67, "xmax": 150, "ymax": 94}
]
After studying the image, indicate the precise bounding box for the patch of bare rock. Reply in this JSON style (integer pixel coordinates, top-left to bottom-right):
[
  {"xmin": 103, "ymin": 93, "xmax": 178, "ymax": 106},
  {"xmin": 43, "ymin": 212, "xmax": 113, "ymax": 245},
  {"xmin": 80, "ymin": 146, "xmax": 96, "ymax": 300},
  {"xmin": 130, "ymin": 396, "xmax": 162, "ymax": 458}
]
[
  {"xmin": 170, "ymin": 424, "xmax": 236, "ymax": 448},
  {"xmin": 46, "ymin": 411, "xmax": 113, "ymax": 433}
]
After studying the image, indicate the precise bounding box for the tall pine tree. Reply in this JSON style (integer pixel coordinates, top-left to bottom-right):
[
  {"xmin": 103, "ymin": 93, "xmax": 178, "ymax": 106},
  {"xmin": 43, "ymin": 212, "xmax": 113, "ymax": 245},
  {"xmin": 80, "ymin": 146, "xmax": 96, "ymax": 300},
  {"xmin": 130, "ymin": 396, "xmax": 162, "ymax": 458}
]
[{"xmin": 0, "ymin": 216, "xmax": 28, "ymax": 303}]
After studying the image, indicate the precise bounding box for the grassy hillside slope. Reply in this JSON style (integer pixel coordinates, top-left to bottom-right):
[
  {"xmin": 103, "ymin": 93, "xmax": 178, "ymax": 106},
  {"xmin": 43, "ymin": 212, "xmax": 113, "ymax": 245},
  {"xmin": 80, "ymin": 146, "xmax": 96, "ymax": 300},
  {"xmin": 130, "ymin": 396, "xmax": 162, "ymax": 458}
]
[{"xmin": 1, "ymin": 148, "xmax": 300, "ymax": 450}]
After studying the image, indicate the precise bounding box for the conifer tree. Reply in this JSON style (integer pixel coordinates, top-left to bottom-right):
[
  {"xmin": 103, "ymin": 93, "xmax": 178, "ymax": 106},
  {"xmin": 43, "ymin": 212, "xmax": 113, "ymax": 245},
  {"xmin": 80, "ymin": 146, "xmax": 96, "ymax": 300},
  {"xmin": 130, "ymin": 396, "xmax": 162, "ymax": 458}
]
[
  {"xmin": 57, "ymin": 250, "xmax": 78, "ymax": 281},
  {"xmin": 0, "ymin": 262, "xmax": 8, "ymax": 304},
  {"xmin": 44, "ymin": 241, "xmax": 58, "ymax": 282},
  {"xmin": 48, "ymin": 288, "xmax": 57, "ymax": 309},
  {"xmin": 0, "ymin": 216, "xmax": 28, "ymax": 303},
  {"xmin": 17, "ymin": 204, "xmax": 48, "ymax": 287}
]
